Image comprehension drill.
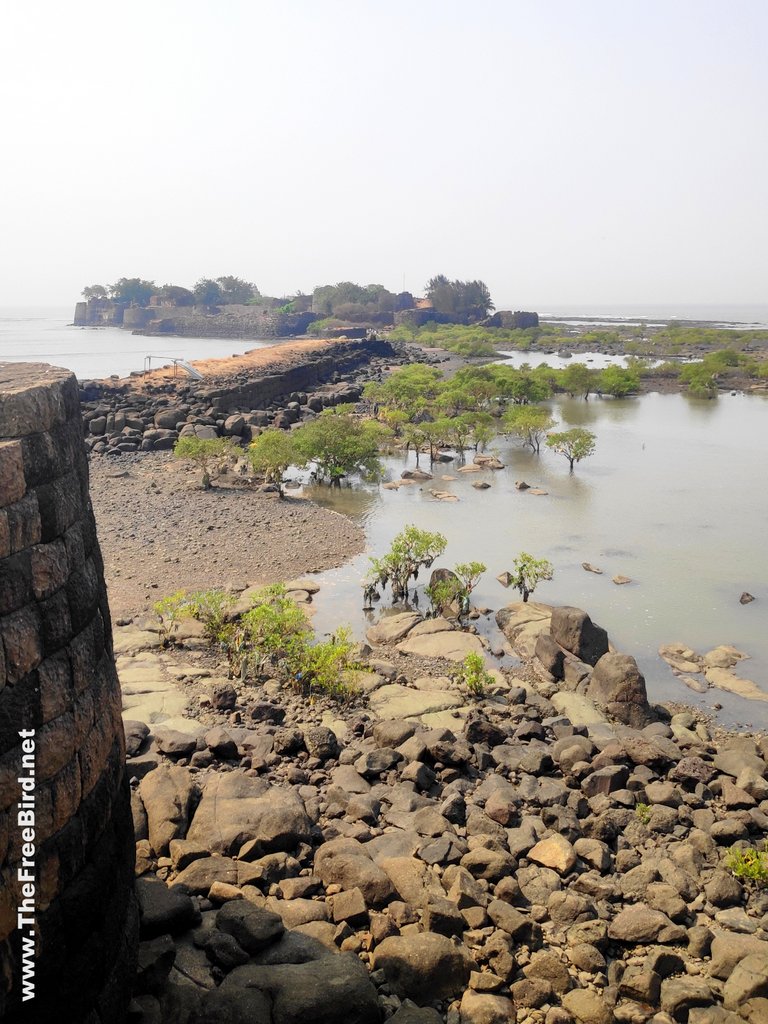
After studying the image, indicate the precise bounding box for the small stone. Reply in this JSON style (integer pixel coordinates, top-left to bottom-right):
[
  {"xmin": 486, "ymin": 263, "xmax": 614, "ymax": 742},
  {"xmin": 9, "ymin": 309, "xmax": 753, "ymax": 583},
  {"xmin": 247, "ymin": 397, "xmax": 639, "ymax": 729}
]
[
  {"xmin": 562, "ymin": 988, "xmax": 613, "ymax": 1024},
  {"xmin": 527, "ymin": 835, "xmax": 577, "ymax": 875},
  {"xmin": 333, "ymin": 887, "xmax": 369, "ymax": 924}
]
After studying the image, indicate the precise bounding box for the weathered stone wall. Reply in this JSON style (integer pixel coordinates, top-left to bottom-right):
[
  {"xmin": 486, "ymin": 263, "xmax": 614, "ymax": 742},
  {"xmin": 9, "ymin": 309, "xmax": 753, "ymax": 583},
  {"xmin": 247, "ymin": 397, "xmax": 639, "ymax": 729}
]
[
  {"xmin": 141, "ymin": 305, "xmax": 318, "ymax": 339},
  {"xmin": 0, "ymin": 364, "xmax": 136, "ymax": 1022},
  {"xmin": 199, "ymin": 336, "xmax": 396, "ymax": 413}
]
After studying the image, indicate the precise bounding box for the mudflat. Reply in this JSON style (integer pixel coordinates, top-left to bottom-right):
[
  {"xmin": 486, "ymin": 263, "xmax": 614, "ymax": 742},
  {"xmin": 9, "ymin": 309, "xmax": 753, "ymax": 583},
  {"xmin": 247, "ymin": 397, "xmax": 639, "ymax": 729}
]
[{"xmin": 89, "ymin": 453, "xmax": 364, "ymax": 618}]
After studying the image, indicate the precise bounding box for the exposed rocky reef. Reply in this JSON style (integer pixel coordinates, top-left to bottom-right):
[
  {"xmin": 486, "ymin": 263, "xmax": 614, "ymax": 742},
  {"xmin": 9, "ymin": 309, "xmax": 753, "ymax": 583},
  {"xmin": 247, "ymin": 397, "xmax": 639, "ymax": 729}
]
[{"xmin": 117, "ymin": 593, "xmax": 768, "ymax": 1024}]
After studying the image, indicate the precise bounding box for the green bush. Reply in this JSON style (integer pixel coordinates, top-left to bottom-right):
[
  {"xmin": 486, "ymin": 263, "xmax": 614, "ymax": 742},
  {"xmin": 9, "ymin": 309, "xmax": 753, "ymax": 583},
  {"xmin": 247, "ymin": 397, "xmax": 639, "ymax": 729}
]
[
  {"xmin": 153, "ymin": 589, "xmax": 194, "ymax": 645},
  {"xmin": 425, "ymin": 577, "xmax": 463, "ymax": 616},
  {"xmin": 635, "ymin": 802, "xmax": 652, "ymax": 824},
  {"xmin": 240, "ymin": 584, "xmax": 310, "ymax": 673},
  {"xmin": 153, "ymin": 582, "xmax": 359, "ymax": 701},
  {"xmin": 186, "ymin": 589, "xmax": 236, "ymax": 644},
  {"xmin": 725, "ymin": 845, "xmax": 768, "ymax": 886},
  {"xmin": 292, "ymin": 412, "xmax": 389, "ymax": 483},
  {"xmin": 545, "ymin": 428, "xmax": 597, "ymax": 471},
  {"xmin": 456, "ymin": 651, "xmax": 493, "ymax": 698},
  {"xmin": 249, "ymin": 429, "xmax": 302, "ymax": 495},
  {"xmin": 299, "ymin": 628, "xmax": 359, "ymax": 701}
]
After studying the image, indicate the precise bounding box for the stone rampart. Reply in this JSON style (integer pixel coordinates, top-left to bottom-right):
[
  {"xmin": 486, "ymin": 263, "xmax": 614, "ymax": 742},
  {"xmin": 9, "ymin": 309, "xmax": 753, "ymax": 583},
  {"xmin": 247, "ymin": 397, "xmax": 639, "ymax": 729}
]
[
  {"xmin": 0, "ymin": 363, "xmax": 137, "ymax": 1022},
  {"xmin": 199, "ymin": 336, "xmax": 396, "ymax": 413}
]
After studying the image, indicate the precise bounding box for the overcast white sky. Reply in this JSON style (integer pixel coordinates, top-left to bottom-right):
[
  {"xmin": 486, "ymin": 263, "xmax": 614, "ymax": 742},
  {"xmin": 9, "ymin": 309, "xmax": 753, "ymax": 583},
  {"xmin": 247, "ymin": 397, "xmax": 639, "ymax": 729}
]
[{"xmin": 0, "ymin": 0, "xmax": 765, "ymax": 308}]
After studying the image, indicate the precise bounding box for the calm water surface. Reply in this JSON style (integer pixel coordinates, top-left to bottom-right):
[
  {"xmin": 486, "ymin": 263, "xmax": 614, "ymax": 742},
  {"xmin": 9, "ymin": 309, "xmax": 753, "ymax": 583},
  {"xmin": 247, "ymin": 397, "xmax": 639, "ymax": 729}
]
[
  {"xmin": 301, "ymin": 392, "xmax": 768, "ymax": 731},
  {"xmin": 0, "ymin": 307, "xmax": 280, "ymax": 379}
]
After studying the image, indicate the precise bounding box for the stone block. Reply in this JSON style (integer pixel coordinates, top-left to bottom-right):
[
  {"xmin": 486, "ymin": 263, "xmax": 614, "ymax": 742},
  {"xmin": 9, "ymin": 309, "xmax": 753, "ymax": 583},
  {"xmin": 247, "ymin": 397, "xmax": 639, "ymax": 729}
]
[
  {"xmin": 0, "ymin": 364, "xmax": 78, "ymax": 437},
  {"xmin": 20, "ymin": 426, "xmax": 65, "ymax": 488},
  {"xmin": 0, "ymin": 551, "xmax": 33, "ymax": 615},
  {"xmin": 0, "ymin": 748, "xmax": 23, "ymax": 812},
  {"xmin": 67, "ymin": 557, "xmax": 100, "ymax": 635},
  {"xmin": 79, "ymin": 713, "xmax": 122, "ymax": 799},
  {"xmin": 0, "ymin": 441, "xmax": 25, "ymax": 508},
  {"xmin": 36, "ymin": 710, "xmax": 77, "ymax": 782},
  {"xmin": 5, "ymin": 493, "xmax": 41, "ymax": 552},
  {"xmin": 0, "ymin": 604, "xmax": 43, "ymax": 683},
  {"xmin": 29, "ymin": 538, "xmax": 69, "ymax": 600},
  {"xmin": 0, "ymin": 665, "xmax": 40, "ymax": 750},
  {"xmin": 36, "ymin": 469, "xmax": 82, "ymax": 542},
  {"xmin": 69, "ymin": 618, "xmax": 103, "ymax": 694},
  {"xmin": 550, "ymin": 606, "xmax": 609, "ymax": 666},
  {"xmin": 63, "ymin": 520, "xmax": 86, "ymax": 571},
  {"xmin": 0, "ymin": 510, "xmax": 9, "ymax": 559},
  {"xmin": 37, "ymin": 651, "xmax": 74, "ymax": 724},
  {"xmin": 38, "ymin": 588, "xmax": 73, "ymax": 654}
]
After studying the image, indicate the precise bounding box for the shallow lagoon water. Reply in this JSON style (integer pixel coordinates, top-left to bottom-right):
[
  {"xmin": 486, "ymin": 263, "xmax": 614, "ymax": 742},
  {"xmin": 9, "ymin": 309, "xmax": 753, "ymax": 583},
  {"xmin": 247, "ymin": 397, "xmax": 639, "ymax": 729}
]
[{"xmin": 301, "ymin": 391, "xmax": 768, "ymax": 731}]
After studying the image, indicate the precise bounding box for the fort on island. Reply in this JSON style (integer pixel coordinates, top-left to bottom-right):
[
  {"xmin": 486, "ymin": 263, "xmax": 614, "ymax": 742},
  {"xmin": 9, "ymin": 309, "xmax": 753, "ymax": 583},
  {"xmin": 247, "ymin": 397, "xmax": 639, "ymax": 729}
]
[{"xmin": 72, "ymin": 275, "xmax": 539, "ymax": 342}]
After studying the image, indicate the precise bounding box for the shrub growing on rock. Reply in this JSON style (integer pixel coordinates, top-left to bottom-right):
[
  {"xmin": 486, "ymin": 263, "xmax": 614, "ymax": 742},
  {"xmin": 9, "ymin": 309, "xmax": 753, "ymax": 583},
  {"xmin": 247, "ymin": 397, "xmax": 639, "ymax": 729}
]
[
  {"xmin": 456, "ymin": 651, "xmax": 493, "ymax": 698},
  {"xmin": 725, "ymin": 844, "xmax": 768, "ymax": 887}
]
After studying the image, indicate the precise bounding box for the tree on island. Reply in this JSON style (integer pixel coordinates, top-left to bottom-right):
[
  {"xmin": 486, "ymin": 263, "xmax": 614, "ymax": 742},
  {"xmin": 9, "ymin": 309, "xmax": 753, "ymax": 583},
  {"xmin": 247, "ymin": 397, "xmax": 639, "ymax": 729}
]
[
  {"xmin": 109, "ymin": 278, "xmax": 156, "ymax": 306},
  {"xmin": 193, "ymin": 278, "xmax": 223, "ymax": 305},
  {"xmin": 157, "ymin": 284, "xmax": 195, "ymax": 306},
  {"xmin": 500, "ymin": 552, "xmax": 554, "ymax": 603},
  {"xmin": 598, "ymin": 365, "xmax": 640, "ymax": 397},
  {"xmin": 365, "ymin": 525, "xmax": 448, "ymax": 603},
  {"xmin": 425, "ymin": 275, "xmax": 495, "ymax": 322},
  {"xmin": 193, "ymin": 276, "xmax": 258, "ymax": 305},
  {"xmin": 311, "ymin": 282, "xmax": 397, "ymax": 320},
  {"xmin": 545, "ymin": 427, "xmax": 597, "ymax": 471},
  {"xmin": 216, "ymin": 276, "xmax": 259, "ymax": 304},
  {"xmin": 82, "ymin": 284, "xmax": 108, "ymax": 301}
]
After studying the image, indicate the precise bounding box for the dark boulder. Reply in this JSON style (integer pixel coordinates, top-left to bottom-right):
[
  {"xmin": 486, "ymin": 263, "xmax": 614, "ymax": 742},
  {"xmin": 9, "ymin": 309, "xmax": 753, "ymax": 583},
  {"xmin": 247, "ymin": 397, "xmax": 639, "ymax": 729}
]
[
  {"xmin": 588, "ymin": 653, "xmax": 655, "ymax": 728},
  {"xmin": 550, "ymin": 606, "xmax": 609, "ymax": 666}
]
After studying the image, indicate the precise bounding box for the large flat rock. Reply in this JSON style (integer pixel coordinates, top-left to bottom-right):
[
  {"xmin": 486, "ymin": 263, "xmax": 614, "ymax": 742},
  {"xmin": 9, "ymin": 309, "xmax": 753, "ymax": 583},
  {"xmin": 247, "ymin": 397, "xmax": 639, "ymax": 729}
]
[
  {"xmin": 119, "ymin": 656, "xmax": 188, "ymax": 724},
  {"xmin": 551, "ymin": 692, "xmax": 611, "ymax": 728},
  {"xmin": 187, "ymin": 773, "xmax": 313, "ymax": 856},
  {"xmin": 396, "ymin": 630, "xmax": 485, "ymax": 661},
  {"xmin": 366, "ymin": 613, "xmax": 422, "ymax": 645},
  {"xmin": 369, "ymin": 684, "xmax": 464, "ymax": 720}
]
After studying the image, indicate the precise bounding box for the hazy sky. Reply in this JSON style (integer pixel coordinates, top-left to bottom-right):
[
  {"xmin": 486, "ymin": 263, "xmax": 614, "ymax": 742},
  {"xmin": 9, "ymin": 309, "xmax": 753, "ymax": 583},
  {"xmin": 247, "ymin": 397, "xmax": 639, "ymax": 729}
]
[{"xmin": 1, "ymin": 0, "xmax": 766, "ymax": 308}]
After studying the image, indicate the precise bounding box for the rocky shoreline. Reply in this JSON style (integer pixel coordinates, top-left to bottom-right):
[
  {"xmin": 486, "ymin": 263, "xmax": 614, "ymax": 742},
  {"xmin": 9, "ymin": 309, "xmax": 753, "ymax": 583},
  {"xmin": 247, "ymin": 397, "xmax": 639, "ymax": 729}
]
[
  {"xmin": 118, "ymin": 584, "xmax": 768, "ymax": 1024},
  {"xmin": 79, "ymin": 337, "xmax": 413, "ymax": 458}
]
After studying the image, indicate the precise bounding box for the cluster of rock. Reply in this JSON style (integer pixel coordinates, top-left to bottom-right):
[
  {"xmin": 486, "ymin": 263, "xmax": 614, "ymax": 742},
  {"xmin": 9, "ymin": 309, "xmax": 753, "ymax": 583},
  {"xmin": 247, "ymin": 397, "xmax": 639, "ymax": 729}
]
[
  {"xmin": 117, "ymin": 599, "xmax": 768, "ymax": 1024},
  {"xmin": 78, "ymin": 336, "xmax": 422, "ymax": 457},
  {"xmin": 659, "ymin": 644, "xmax": 767, "ymax": 705},
  {"xmin": 80, "ymin": 380, "xmax": 366, "ymax": 457}
]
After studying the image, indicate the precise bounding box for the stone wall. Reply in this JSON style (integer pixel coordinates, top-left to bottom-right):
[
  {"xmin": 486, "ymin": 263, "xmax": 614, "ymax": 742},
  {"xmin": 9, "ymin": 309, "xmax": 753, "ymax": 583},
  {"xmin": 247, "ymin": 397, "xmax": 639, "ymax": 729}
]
[
  {"xmin": 0, "ymin": 364, "xmax": 136, "ymax": 1022},
  {"xmin": 199, "ymin": 336, "xmax": 396, "ymax": 413},
  {"xmin": 73, "ymin": 300, "xmax": 319, "ymax": 338},
  {"xmin": 141, "ymin": 306, "xmax": 318, "ymax": 339}
]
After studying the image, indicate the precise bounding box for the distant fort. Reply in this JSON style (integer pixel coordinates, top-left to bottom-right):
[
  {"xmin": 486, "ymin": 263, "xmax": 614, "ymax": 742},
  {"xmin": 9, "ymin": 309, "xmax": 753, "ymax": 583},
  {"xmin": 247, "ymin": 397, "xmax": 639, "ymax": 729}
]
[{"xmin": 73, "ymin": 297, "xmax": 539, "ymax": 340}]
